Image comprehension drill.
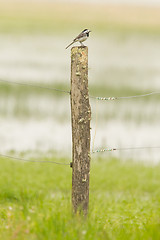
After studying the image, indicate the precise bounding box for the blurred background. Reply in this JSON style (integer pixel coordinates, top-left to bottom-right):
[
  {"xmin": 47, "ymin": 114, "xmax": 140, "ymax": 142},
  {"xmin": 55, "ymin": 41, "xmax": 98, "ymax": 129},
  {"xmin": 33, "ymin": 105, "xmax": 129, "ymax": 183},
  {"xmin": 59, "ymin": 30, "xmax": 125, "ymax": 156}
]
[{"xmin": 0, "ymin": 0, "xmax": 160, "ymax": 162}]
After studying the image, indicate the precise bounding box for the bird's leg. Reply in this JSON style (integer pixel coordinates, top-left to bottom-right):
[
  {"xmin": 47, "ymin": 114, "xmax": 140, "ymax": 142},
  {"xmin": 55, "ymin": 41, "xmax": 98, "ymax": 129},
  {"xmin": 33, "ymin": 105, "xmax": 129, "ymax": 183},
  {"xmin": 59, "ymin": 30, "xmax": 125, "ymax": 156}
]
[{"xmin": 80, "ymin": 42, "xmax": 85, "ymax": 47}]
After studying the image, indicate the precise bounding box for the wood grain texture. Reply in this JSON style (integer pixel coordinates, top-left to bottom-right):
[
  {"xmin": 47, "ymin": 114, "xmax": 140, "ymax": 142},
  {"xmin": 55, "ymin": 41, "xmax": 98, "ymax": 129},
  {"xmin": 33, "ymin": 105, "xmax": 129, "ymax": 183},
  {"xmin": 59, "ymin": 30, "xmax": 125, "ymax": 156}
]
[{"xmin": 70, "ymin": 46, "xmax": 91, "ymax": 215}]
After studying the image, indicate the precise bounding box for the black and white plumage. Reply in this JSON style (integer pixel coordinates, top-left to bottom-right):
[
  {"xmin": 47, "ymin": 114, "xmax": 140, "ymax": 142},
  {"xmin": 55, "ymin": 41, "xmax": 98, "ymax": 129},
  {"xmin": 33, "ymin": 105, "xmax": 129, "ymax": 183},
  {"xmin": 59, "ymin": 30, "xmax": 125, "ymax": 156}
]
[{"xmin": 65, "ymin": 29, "xmax": 91, "ymax": 49}]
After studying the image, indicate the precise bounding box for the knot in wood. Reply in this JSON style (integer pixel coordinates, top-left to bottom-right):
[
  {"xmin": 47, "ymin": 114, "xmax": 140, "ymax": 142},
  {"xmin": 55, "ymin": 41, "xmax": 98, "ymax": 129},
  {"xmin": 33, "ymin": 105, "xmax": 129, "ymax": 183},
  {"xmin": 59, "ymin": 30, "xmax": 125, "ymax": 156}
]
[{"xmin": 78, "ymin": 118, "xmax": 85, "ymax": 124}]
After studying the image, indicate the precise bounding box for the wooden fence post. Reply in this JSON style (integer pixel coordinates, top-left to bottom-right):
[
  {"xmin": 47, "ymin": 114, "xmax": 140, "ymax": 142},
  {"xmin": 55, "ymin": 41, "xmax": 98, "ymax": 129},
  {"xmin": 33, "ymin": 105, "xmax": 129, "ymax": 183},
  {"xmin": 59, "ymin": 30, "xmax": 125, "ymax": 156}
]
[{"xmin": 70, "ymin": 46, "xmax": 91, "ymax": 215}]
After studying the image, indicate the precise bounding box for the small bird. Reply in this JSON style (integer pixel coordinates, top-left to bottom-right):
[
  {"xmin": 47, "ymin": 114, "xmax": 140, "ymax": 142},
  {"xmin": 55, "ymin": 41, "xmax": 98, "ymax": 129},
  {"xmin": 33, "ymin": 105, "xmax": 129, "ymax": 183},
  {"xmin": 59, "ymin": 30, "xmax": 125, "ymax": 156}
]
[{"xmin": 65, "ymin": 29, "xmax": 91, "ymax": 49}]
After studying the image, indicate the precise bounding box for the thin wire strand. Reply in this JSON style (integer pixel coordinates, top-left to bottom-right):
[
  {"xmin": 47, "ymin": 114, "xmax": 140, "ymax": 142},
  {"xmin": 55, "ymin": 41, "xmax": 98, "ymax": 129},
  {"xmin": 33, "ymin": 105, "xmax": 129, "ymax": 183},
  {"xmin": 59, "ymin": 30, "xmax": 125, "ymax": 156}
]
[
  {"xmin": 90, "ymin": 96, "xmax": 117, "ymax": 101},
  {"xmin": 1, "ymin": 79, "xmax": 160, "ymax": 100},
  {"xmin": 0, "ymin": 79, "xmax": 70, "ymax": 94},
  {"xmin": 92, "ymin": 146, "xmax": 160, "ymax": 153},
  {"xmin": 0, "ymin": 154, "xmax": 70, "ymax": 165},
  {"xmin": 117, "ymin": 91, "xmax": 160, "ymax": 99},
  {"xmin": 90, "ymin": 91, "xmax": 160, "ymax": 101}
]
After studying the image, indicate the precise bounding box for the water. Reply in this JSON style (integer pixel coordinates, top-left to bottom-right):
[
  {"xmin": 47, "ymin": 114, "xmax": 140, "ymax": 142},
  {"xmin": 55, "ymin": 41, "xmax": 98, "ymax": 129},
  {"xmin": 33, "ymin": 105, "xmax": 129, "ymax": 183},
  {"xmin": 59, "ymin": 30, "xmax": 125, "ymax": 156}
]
[{"xmin": 0, "ymin": 33, "xmax": 160, "ymax": 162}]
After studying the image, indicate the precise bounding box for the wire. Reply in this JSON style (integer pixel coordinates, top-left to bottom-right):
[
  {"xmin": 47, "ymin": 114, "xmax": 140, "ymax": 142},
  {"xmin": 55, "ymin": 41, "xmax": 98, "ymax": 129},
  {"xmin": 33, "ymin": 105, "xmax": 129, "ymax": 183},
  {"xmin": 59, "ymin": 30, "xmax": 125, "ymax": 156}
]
[
  {"xmin": 90, "ymin": 91, "xmax": 160, "ymax": 101},
  {"xmin": 117, "ymin": 91, "xmax": 160, "ymax": 100},
  {"xmin": 92, "ymin": 146, "xmax": 160, "ymax": 153},
  {"xmin": 90, "ymin": 96, "xmax": 117, "ymax": 101},
  {"xmin": 0, "ymin": 79, "xmax": 70, "ymax": 94},
  {"xmin": 1, "ymin": 79, "xmax": 159, "ymax": 100},
  {"xmin": 0, "ymin": 154, "xmax": 70, "ymax": 165}
]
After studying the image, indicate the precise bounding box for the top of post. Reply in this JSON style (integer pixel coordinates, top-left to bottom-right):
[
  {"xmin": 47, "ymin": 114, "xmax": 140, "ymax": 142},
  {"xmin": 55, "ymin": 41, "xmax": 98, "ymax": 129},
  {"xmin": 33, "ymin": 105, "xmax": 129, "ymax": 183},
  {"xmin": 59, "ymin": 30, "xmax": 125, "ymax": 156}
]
[
  {"xmin": 71, "ymin": 46, "xmax": 88, "ymax": 50},
  {"xmin": 71, "ymin": 46, "xmax": 88, "ymax": 59}
]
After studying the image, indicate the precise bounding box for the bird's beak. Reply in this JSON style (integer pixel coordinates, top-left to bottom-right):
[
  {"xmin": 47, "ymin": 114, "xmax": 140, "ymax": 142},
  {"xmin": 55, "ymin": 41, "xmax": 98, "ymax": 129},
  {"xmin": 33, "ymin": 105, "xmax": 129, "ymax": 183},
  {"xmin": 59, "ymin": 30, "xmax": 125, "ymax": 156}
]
[{"xmin": 89, "ymin": 30, "xmax": 92, "ymax": 32}]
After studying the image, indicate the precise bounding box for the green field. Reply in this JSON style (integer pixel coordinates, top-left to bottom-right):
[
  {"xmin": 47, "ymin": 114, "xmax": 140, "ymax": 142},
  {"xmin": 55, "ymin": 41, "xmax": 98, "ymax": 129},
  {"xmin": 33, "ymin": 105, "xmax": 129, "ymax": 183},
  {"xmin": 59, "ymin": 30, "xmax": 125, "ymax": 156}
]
[
  {"xmin": 0, "ymin": 1, "xmax": 160, "ymax": 239},
  {"xmin": 0, "ymin": 156, "xmax": 160, "ymax": 240}
]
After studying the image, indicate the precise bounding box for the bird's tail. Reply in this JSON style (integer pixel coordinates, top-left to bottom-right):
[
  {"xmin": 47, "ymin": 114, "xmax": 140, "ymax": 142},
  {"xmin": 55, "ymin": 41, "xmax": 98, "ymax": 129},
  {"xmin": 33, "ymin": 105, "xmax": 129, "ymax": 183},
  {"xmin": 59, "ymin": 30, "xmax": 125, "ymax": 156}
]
[{"xmin": 65, "ymin": 41, "xmax": 74, "ymax": 49}]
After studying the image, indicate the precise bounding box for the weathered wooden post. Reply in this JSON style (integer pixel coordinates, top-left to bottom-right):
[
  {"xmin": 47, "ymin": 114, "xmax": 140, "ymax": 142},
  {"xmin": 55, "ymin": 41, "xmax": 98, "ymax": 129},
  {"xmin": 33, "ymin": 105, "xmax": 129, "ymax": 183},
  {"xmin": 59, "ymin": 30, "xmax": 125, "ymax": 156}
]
[{"xmin": 70, "ymin": 46, "xmax": 91, "ymax": 215}]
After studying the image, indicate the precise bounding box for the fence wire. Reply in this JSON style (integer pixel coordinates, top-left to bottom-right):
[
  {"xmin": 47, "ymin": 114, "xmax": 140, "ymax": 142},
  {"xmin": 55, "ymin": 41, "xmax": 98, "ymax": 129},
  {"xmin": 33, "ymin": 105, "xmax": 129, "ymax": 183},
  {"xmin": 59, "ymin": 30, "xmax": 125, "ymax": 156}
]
[
  {"xmin": 92, "ymin": 146, "xmax": 160, "ymax": 154},
  {"xmin": 0, "ymin": 154, "xmax": 70, "ymax": 166},
  {"xmin": 1, "ymin": 79, "xmax": 160, "ymax": 101},
  {"xmin": 90, "ymin": 91, "xmax": 160, "ymax": 101},
  {"xmin": 0, "ymin": 79, "xmax": 70, "ymax": 94}
]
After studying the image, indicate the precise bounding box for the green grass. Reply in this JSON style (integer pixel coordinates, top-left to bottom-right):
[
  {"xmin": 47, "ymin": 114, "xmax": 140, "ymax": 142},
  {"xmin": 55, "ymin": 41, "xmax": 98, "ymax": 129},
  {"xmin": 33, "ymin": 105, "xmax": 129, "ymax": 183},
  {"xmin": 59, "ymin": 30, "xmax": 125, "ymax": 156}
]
[{"xmin": 0, "ymin": 156, "xmax": 160, "ymax": 239}]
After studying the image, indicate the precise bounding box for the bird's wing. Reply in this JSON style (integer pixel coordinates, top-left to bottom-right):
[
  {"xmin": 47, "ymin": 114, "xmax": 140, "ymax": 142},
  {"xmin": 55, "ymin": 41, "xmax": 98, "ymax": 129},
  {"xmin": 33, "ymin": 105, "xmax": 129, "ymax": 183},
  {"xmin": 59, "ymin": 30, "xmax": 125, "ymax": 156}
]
[{"xmin": 73, "ymin": 31, "xmax": 84, "ymax": 41}]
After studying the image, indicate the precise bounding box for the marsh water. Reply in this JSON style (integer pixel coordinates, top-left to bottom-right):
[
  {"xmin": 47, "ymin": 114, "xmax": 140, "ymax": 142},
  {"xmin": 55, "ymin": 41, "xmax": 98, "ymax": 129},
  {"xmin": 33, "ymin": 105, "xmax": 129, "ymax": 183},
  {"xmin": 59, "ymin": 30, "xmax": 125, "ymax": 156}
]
[{"xmin": 0, "ymin": 34, "xmax": 160, "ymax": 162}]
